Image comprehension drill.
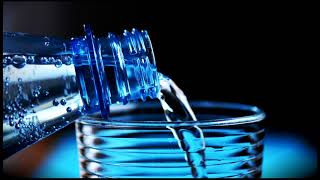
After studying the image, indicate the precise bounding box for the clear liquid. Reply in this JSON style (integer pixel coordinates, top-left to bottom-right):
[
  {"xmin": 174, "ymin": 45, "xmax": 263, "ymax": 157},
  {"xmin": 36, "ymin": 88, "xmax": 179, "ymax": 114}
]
[
  {"xmin": 3, "ymin": 54, "xmax": 82, "ymax": 158},
  {"xmin": 158, "ymin": 76, "xmax": 208, "ymax": 178},
  {"xmin": 76, "ymin": 107, "xmax": 264, "ymax": 178}
]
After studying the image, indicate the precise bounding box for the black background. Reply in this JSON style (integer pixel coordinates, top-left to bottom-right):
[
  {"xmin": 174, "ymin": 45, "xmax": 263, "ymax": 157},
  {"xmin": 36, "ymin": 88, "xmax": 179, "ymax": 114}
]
[{"xmin": 3, "ymin": 1, "xmax": 316, "ymax": 144}]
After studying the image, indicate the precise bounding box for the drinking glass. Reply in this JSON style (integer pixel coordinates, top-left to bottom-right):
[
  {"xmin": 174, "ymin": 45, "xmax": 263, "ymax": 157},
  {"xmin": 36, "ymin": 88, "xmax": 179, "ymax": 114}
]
[{"xmin": 75, "ymin": 101, "xmax": 265, "ymax": 178}]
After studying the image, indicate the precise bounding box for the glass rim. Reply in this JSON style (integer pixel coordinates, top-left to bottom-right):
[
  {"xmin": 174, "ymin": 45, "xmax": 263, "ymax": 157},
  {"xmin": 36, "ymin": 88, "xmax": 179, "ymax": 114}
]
[{"xmin": 78, "ymin": 101, "xmax": 266, "ymax": 127}]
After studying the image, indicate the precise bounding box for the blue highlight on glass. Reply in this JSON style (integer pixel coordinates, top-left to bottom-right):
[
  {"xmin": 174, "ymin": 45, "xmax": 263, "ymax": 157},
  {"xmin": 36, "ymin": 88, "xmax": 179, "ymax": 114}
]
[{"xmin": 33, "ymin": 130, "xmax": 317, "ymax": 178}]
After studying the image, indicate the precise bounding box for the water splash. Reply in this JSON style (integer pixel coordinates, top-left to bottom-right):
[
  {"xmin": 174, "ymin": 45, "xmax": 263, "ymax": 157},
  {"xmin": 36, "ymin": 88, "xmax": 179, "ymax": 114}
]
[{"xmin": 53, "ymin": 99, "xmax": 59, "ymax": 106}]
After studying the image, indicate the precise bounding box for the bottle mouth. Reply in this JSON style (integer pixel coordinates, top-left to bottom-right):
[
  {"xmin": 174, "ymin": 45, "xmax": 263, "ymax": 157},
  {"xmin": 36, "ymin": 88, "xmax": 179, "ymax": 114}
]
[{"xmin": 71, "ymin": 25, "xmax": 160, "ymax": 118}]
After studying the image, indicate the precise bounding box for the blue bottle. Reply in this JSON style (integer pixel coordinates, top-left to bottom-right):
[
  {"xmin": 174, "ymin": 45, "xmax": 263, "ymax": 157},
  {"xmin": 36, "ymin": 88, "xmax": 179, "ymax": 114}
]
[{"xmin": 3, "ymin": 25, "xmax": 160, "ymax": 159}]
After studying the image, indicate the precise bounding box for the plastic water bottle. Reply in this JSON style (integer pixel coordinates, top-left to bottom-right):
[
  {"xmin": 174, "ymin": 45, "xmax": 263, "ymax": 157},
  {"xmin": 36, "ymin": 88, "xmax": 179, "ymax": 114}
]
[{"xmin": 3, "ymin": 25, "xmax": 160, "ymax": 159}]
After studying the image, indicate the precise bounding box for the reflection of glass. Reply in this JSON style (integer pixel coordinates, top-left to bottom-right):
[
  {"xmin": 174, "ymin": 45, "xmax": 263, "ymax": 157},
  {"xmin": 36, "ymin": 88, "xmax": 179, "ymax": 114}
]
[{"xmin": 76, "ymin": 101, "xmax": 266, "ymax": 178}]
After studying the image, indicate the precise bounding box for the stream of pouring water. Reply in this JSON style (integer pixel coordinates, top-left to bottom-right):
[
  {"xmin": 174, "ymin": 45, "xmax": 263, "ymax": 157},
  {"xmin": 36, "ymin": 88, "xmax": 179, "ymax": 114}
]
[{"xmin": 158, "ymin": 74, "xmax": 208, "ymax": 178}]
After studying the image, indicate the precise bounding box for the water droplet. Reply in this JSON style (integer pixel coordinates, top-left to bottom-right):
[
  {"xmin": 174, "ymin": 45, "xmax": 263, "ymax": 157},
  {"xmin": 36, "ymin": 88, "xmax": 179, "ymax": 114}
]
[
  {"xmin": 3, "ymin": 57, "xmax": 8, "ymax": 68},
  {"xmin": 18, "ymin": 78, "xmax": 22, "ymax": 82},
  {"xmin": 66, "ymin": 107, "xmax": 72, "ymax": 112},
  {"xmin": 19, "ymin": 112, "xmax": 25, "ymax": 118},
  {"xmin": 12, "ymin": 55, "xmax": 27, "ymax": 68},
  {"xmin": 15, "ymin": 123, "xmax": 21, "ymax": 129},
  {"xmin": 32, "ymin": 90, "xmax": 40, "ymax": 97},
  {"xmin": 14, "ymin": 113, "xmax": 19, "ymax": 119},
  {"xmin": 18, "ymin": 117, "xmax": 23, "ymax": 123},
  {"xmin": 63, "ymin": 56, "xmax": 72, "ymax": 65},
  {"xmin": 40, "ymin": 57, "xmax": 48, "ymax": 64},
  {"xmin": 66, "ymin": 120, "xmax": 70, "ymax": 123},
  {"xmin": 44, "ymin": 41, "xmax": 50, "ymax": 46},
  {"xmin": 9, "ymin": 120, "xmax": 15, "ymax": 126},
  {"xmin": 27, "ymin": 56, "xmax": 35, "ymax": 64},
  {"xmin": 54, "ymin": 59, "xmax": 63, "ymax": 68},
  {"xmin": 48, "ymin": 57, "xmax": 54, "ymax": 63},
  {"xmin": 3, "ymin": 56, "xmax": 12, "ymax": 67},
  {"xmin": 53, "ymin": 99, "xmax": 59, "ymax": 106},
  {"xmin": 60, "ymin": 99, "xmax": 66, "ymax": 106},
  {"xmin": 6, "ymin": 105, "xmax": 12, "ymax": 112}
]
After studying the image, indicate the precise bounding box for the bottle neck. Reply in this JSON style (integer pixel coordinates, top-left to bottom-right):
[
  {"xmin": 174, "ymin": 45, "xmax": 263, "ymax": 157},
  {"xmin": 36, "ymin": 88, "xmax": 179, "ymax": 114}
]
[{"xmin": 71, "ymin": 25, "xmax": 160, "ymax": 118}]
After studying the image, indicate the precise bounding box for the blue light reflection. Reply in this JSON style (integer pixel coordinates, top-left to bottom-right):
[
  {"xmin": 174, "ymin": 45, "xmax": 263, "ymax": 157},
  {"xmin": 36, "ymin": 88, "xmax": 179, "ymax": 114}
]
[{"xmin": 32, "ymin": 130, "xmax": 317, "ymax": 178}]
